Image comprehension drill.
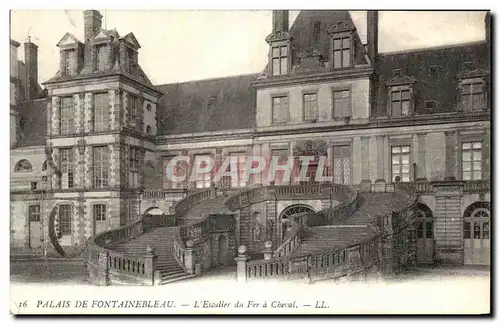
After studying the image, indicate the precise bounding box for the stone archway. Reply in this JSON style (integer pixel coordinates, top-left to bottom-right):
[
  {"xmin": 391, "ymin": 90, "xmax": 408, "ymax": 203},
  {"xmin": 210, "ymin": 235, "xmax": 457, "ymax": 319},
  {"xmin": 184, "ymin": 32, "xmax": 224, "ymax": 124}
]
[
  {"xmin": 463, "ymin": 201, "xmax": 490, "ymax": 265},
  {"xmin": 278, "ymin": 204, "xmax": 315, "ymax": 243},
  {"xmin": 414, "ymin": 203, "xmax": 434, "ymax": 263}
]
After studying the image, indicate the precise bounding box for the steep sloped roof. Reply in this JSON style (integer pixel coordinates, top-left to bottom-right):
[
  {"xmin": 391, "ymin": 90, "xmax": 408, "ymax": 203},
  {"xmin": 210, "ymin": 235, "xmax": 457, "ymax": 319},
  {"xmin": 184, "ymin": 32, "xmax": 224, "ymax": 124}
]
[
  {"xmin": 16, "ymin": 99, "xmax": 47, "ymax": 147},
  {"xmin": 155, "ymin": 73, "xmax": 259, "ymax": 135}
]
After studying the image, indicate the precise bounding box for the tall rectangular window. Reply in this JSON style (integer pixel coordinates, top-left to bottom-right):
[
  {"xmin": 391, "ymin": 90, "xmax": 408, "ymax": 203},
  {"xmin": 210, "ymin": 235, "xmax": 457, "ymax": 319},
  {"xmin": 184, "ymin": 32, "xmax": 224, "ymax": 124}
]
[
  {"xmin": 96, "ymin": 44, "xmax": 107, "ymax": 71},
  {"xmin": 164, "ymin": 156, "xmax": 187, "ymax": 189},
  {"xmin": 333, "ymin": 145, "xmax": 351, "ymax": 184},
  {"xmin": 93, "ymin": 204, "xmax": 106, "ymax": 221},
  {"xmin": 60, "ymin": 97, "xmax": 74, "ymax": 135},
  {"xmin": 303, "ymin": 93, "xmax": 317, "ymax": 121},
  {"xmin": 391, "ymin": 145, "xmax": 411, "ymax": 182},
  {"xmin": 93, "ymin": 93, "xmax": 109, "ymax": 132},
  {"xmin": 272, "ymin": 46, "xmax": 288, "ymax": 76},
  {"xmin": 333, "ymin": 37, "xmax": 351, "ymax": 68},
  {"xmin": 332, "ymin": 89, "xmax": 351, "ymax": 118},
  {"xmin": 28, "ymin": 205, "xmax": 40, "ymax": 222},
  {"xmin": 127, "ymin": 47, "xmax": 135, "ymax": 73},
  {"xmin": 461, "ymin": 81, "xmax": 484, "ymax": 112},
  {"xmin": 129, "ymin": 147, "xmax": 140, "ymax": 189},
  {"xmin": 390, "ymin": 89, "xmax": 411, "ymax": 117},
  {"xmin": 64, "ymin": 49, "xmax": 76, "ymax": 76},
  {"xmin": 462, "ymin": 141, "xmax": 483, "ymax": 180},
  {"xmin": 59, "ymin": 204, "xmax": 72, "ymax": 235},
  {"xmin": 93, "ymin": 146, "xmax": 109, "ymax": 188},
  {"xmin": 128, "ymin": 94, "xmax": 137, "ymax": 128},
  {"xmin": 193, "ymin": 155, "xmax": 212, "ymax": 188},
  {"xmin": 272, "ymin": 95, "xmax": 289, "ymax": 124},
  {"xmin": 229, "ymin": 153, "xmax": 246, "ymax": 188},
  {"xmin": 271, "ymin": 149, "xmax": 289, "ymax": 185},
  {"xmin": 60, "ymin": 148, "xmax": 74, "ymax": 189}
]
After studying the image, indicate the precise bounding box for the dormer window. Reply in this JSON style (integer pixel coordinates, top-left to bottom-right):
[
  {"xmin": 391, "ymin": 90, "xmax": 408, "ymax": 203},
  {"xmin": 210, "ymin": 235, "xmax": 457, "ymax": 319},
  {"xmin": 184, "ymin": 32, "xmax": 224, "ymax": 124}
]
[
  {"xmin": 333, "ymin": 36, "xmax": 351, "ymax": 68},
  {"xmin": 127, "ymin": 47, "xmax": 135, "ymax": 73},
  {"xmin": 272, "ymin": 46, "xmax": 288, "ymax": 76},
  {"xmin": 63, "ymin": 49, "xmax": 76, "ymax": 76},
  {"xmin": 95, "ymin": 44, "xmax": 107, "ymax": 71},
  {"xmin": 460, "ymin": 79, "xmax": 485, "ymax": 112},
  {"xmin": 390, "ymin": 88, "xmax": 411, "ymax": 117},
  {"xmin": 386, "ymin": 70, "xmax": 416, "ymax": 117}
]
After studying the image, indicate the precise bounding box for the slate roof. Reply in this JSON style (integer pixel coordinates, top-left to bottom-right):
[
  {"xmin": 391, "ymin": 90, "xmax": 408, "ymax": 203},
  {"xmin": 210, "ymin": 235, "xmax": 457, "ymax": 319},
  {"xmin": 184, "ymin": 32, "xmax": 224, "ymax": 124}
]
[
  {"xmin": 156, "ymin": 73, "xmax": 259, "ymax": 135},
  {"xmin": 16, "ymin": 99, "xmax": 47, "ymax": 147},
  {"xmin": 373, "ymin": 41, "xmax": 489, "ymax": 116}
]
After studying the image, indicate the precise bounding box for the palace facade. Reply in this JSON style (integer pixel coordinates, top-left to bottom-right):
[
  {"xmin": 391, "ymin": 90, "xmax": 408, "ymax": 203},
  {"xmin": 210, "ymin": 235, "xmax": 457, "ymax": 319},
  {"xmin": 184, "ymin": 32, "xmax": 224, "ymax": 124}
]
[{"xmin": 10, "ymin": 10, "xmax": 491, "ymax": 267}]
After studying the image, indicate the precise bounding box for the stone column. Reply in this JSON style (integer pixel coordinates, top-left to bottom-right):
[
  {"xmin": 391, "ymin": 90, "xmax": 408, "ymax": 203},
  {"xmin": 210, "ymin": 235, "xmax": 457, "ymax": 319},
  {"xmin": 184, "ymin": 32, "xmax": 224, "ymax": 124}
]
[
  {"xmin": 95, "ymin": 251, "xmax": 109, "ymax": 286},
  {"xmin": 375, "ymin": 135, "xmax": 385, "ymax": 181},
  {"xmin": 416, "ymin": 133, "xmax": 427, "ymax": 180},
  {"xmin": 444, "ymin": 131, "xmax": 457, "ymax": 180},
  {"xmin": 184, "ymin": 241, "xmax": 196, "ymax": 275},
  {"xmin": 143, "ymin": 246, "xmax": 158, "ymax": 286},
  {"xmin": 234, "ymin": 245, "xmax": 249, "ymax": 283},
  {"xmin": 361, "ymin": 136, "xmax": 370, "ymax": 181}
]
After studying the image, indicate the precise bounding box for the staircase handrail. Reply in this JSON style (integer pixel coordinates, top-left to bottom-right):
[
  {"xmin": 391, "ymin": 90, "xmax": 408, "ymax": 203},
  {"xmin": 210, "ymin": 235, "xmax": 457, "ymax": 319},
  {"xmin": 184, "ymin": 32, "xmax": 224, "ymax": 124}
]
[{"xmin": 179, "ymin": 212, "xmax": 212, "ymax": 242}]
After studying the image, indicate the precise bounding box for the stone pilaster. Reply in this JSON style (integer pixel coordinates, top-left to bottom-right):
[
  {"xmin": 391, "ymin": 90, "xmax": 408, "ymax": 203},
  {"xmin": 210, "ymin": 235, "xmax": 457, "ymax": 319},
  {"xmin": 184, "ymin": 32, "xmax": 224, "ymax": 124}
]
[
  {"xmin": 74, "ymin": 147, "xmax": 81, "ymax": 187},
  {"xmin": 138, "ymin": 148, "xmax": 146, "ymax": 189},
  {"xmin": 51, "ymin": 148, "xmax": 60, "ymax": 189},
  {"xmin": 376, "ymin": 135, "xmax": 385, "ymax": 180},
  {"xmin": 109, "ymin": 90, "xmax": 117, "ymax": 131},
  {"xmin": 483, "ymin": 129, "xmax": 490, "ymax": 179},
  {"xmin": 51, "ymin": 96, "xmax": 60, "ymax": 135},
  {"xmin": 84, "ymin": 93, "xmax": 93, "ymax": 133},
  {"xmin": 352, "ymin": 137, "xmax": 362, "ymax": 184},
  {"xmin": 444, "ymin": 131, "xmax": 457, "ymax": 180},
  {"xmin": 122, "ymin": 91, "xmax": 129, "ymax": 126},
  {"xmin": 73, "ymin": 94, "xmax": 82, "ymax": 133},
  {"xmin": 361, "ymin": 136, "xmax": 370, "ymax": 181},
  {"xmin": 84, "ymin": 146, "xmax": 93, "ymax": 188},
  {"xmin": 368, "ymin": 136, "xmax": 377, "ymax": 182},
  {"xmin": 416, "ymin": 133, "xmax": 427, "ymax": 180},
  {"xmin": 108, "ymin": 144, "xmax": 116, "ymax": 188}
]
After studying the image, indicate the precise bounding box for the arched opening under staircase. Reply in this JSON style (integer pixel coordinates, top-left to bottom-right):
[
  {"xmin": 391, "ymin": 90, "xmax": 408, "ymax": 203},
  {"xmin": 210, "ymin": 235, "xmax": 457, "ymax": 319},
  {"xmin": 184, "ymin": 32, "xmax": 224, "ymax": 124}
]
[
  {"xmin": 217, "ymin": 234, "xmax": 228, "ymax": 266},
  {"xmin": 463, "ymin": 201, "xmax": 490, "ymax": 265},
  {"xmin": 414, "ymin": 203, "xmax": 434, "ymax": 263},
  {"xmin": 278, "ymin": 204, "xmax": 315, "ymax": 243}
]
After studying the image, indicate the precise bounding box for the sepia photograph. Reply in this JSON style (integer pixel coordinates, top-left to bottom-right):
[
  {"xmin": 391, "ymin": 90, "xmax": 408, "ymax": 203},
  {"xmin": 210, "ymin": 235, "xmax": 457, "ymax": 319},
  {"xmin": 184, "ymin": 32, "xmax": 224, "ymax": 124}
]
[{"xmin": 8, "ymin": 7, "xmax": 491, "ymax": 315}]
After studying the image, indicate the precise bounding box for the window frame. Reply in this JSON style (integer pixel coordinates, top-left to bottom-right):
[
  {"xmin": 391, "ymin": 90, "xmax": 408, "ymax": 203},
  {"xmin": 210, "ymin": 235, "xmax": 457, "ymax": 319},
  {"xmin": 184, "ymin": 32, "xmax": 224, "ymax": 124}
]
[
  {"xmin": 58, "ymin": 204, "xmax": 73, "ymax": 236},
  {"xmin": 193, "ymin": 154, "xmax": 213, "ymax": 189},
  {"xmin": 461, "ymin": 141, "xmax": 483, "ymax": 181},
  {"xmin": 59, "ymin": 147, "xmax": 74, "ymax": 189},
  {"xmin": 391, "ymin": 144, "xmax": 412, "ymax": 183},
  {"xmin": 63, "ymin": 49, "xmax": 76, "ymax": 76},
  {"xmin": 460, "ymin": 78, "xmax": 486, "ymax": 112},
  {"xmin": 331, "ymin": 34, "xmax": 353, "ymax": 69},
  {"xmin": 388, "ymin": 85, "xmax": 414, "ymax": 117},
  {"xmin": 95, "ymin": 43, "xmax": 108, "ymax": 72},
  {"xmin": 60, "ymin": 96, "xmax": 74, "ymax": 135},
  {"xmin": 28, "ymin": 204, "xmax": 41, "ymax": 222},
  {"xmin": 332, "ymin": 145, "xmax": 352, "ymax": 185},
  {"xmin": 302, "ymin": 91, "xmax": 318, "ymax": 122},
  {"xmin": 93, "ymin": 204, "xmax": 107, "ymax": 222},
  {"xmin": 271, "ymin": 44, "xmax": 289, "ymax": 76},
  {"xmin": 271, "ymin": 94, "xmax": 290, "ymax": 125},
  {"xmin": 332, "ymin": 87, "xmax": 352, "ymax": 119},
  {"xmin": 93, "ymin": 146, "xmax": 109, "ymax": 189}
]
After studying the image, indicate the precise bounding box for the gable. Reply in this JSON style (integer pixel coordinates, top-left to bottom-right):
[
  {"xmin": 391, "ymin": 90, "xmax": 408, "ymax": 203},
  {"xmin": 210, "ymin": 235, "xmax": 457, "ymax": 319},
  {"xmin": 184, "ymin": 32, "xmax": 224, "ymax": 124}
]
[
  {"xmin": 122, "ymin": 32, "xmax": 141, "ymax": 49},
  {"xmin": 92, "ymin": 28, "xmax": 111, "ymax": 40},
  {"xmin": 56, "ymin": 33, "xmax": 81, "ymax": 47}
]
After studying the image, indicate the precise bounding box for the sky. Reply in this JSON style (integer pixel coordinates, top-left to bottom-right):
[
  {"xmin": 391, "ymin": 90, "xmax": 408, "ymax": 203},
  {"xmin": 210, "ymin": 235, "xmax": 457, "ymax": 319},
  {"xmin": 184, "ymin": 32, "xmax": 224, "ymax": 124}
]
[{"xmin": 10, "ymin": 10, "xmax": 487, "ymax": 85}]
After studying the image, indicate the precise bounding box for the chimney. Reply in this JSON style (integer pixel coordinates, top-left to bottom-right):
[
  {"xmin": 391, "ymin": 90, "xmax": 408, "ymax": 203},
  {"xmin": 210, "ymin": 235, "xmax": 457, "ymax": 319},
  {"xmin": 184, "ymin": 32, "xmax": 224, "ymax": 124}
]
[
  {"xmin": 272, "ymin": 10, "xmax": 289, "ymax": 32},
  {"xmin": 24, "ymin": 39, "xmax": 38, "ymax": 101},
  {"xmin": 485, "ymin": 11, "xmax": 490, "ymax": 43},
  {"xmin": 84, "ymin": 10, "xmax": 103, "ymax": 42},
  {"xmin": 367, "ymin": 10, "xmax": 379, "ymax": 66}
]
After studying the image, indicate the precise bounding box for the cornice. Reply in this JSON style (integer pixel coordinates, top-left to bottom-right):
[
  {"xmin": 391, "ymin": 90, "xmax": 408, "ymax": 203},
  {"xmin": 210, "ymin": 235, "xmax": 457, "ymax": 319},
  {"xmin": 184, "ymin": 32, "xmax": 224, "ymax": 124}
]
[{"xmin": 252, "ymin": 66, "xmax": 373, "ymax": 89}]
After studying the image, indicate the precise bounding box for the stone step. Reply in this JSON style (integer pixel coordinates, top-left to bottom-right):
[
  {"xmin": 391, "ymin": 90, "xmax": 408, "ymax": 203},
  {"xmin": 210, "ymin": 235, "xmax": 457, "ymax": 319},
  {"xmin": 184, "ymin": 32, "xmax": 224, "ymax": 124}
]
[{"xmin": 159, "ymin": 273, "xmax": 197, "ymax": 285}]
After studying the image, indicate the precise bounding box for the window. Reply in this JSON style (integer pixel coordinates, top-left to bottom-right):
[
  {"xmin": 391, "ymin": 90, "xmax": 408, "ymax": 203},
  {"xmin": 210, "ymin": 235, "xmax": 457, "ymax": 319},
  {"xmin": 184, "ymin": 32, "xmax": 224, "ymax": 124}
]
[
  {"xmin": 333, "ymin": 89, "xmax": 351, "ymax": 118},
  {"xmin": 42, "ymin": 161, "xmax": 47, "ymax": 172},
  {"xmin": 391, "ymin": 146, "xmax": 411, "ymax": 182},
  {"xmin": 146, "ymin": 125, "xmax": 152, "ymax": 135},
  {"xmin": 146, "ymin": 103, "xmax": 152, "ymax": 111},
  {"xmin": 93, "ymin": 204, "xmax": 106, "ymax": 221},
  {"xmin": 229, "ymin": 153, "xmax": 246, "ymax": 188},
  {"xmin": 194, "ymin": 155, "xmax": 212, "ymax": 188},
  {"xmin": 14, "ymin": 159, "xmax": 32, "ymax": 172},
  {"xmin": 127, "ymin": 47, "xmax": 135, "ymax": 73},
  {"xmin": 303, "ymin": 93, "xmax": 317, "ymax": 121},
  {"xmin": 164, "ymin": 156, "xmax": 187, "ymax": 189},
  {"xmin": 462, "ymin": 141, "xmax": 483, "ymax": 180},
  {"xmin": 129, "ymin": 147, "xmax": 140, "ymax": 189},
  {"xmin": 93, "ymin": 146, "xmax": 109, "ymax": 188},
  {"xmin": 333, "ymin": 37, "xmax": 351, "ymax": 68},
  {"xmin": 63, "ymin": 49, "xmax": 76, "ymax": 76},
  {"xmin": 31, "ymin": 182, "xmax": 37, "ymax": 190},
  {"xmin": 58, "ymin": 204, "xmax": 72, "ymax": 235},
  {"xmin": 272, "ymin": 46, "xmax": 288, "ymax": 76},
  {"xmin": 271, "ymin": 149, "xmax": 289, "ymax": 185},
  {"xmin": 29, "ymin": 205, "xmax": 40, "ymax": 222},
  {"xmin": 461, "ymin": 81, "xmax": 484, "ymax": 112},
  {"xmin": 390, "ymin": 88, "xmax": 411, "ymax": 117},
  {"xmin": 272, "ymin": 95, "xmax": 289, "ymax": 124},
  {"xmin": 60, "ymin": 148, "xmax": 74, "ymax": 189},
  {"xmin": 333, "ymin": 145, "xmax": 351, "ymax": 184},
  {"xmin": 96, "ymin": 44, "xmax": 107, "ymax": 71},
  {"xmin": 425, "ymin": 100, "xmax": 436, "ymax": 110},
  {"xmin": 60, "ymin": 96, "xmax": 74, "ymax": 135},
  {"xmin": 93, "ymin": 93, "xmax": 109, "ymax": 132},
  {"xmin": 128, "ymin": 94, "xmax": 139, "ymax": 129}
]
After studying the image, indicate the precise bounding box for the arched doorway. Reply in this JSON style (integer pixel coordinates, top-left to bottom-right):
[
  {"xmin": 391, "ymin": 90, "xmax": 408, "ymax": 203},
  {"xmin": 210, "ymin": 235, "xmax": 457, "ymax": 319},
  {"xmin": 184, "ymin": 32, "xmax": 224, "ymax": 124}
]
[
  {"xmin": 279, "ymin": 204, "xmax": 315, "ymax": 243},
  {"xmin": 463, "ymin": 201, "xmax": 490, "ymax": 265},
  {"xmin": 414, "ymin": 203, "xmax": 434, "ymax": 263},
  {"xmin": 217, "ymin": 235, "xmax": 228, "ymax": 266}
]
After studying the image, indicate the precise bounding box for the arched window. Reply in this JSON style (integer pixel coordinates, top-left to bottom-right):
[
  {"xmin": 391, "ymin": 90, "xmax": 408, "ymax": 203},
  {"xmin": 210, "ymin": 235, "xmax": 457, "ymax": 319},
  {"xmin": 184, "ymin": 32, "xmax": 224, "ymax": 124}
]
[
  {"xmin": 252, "ymin": 212, "xmax": 263, "ymax": 242},
  {"xmin": 14, "ymin": 159, "xmax": 33, "ymax": 172},
  {"xmin": 42, "ymin": 160, "xmax": 47, "ymax": 172},
  {"xmin": 146, "ymin": 125, "xmax": 152, "ymax": 135}
]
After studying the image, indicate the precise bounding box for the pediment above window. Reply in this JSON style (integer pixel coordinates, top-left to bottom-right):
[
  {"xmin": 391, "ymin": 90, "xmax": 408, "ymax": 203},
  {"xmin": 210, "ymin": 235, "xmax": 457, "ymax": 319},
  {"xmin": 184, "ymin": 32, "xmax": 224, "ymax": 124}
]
[
  {"xmin": 457, "ymin": 67, "xmax": 489, "ymax": 79},
  {"xmin": 90, "ymin": 28, "xmax": 120, "ymax": 44},
  {"xmin": 265, "ymin": 30, "xmax": 292, "ymax": 44},
  {"xmin": 292, "ymin": 47, "xmax": 327, "ymax": 74},
  {"xmin": 56, "ymin": 33, "xmax": 81, "ymax": 48},
  {"xmin": 121, "ymin": 32, "xmax": 141, "ymax": 49},
  {"xmin": 386, "ymin": 70, "xmax": 417, "ymax": 87},
  {"xmin": 326, "ymin": 20, "xmax": 355, "ymax": 36}
]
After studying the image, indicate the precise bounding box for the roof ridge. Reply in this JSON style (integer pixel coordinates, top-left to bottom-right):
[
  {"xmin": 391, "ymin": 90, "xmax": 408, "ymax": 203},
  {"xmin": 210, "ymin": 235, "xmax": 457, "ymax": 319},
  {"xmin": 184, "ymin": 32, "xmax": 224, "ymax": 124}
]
[
  {"xmin": 379, "ymin": 40, "xmax": 486, "ymax": 56},
  {"xmin": 154, "ymin": 72, "xmax": 260, "ymax": 88}
]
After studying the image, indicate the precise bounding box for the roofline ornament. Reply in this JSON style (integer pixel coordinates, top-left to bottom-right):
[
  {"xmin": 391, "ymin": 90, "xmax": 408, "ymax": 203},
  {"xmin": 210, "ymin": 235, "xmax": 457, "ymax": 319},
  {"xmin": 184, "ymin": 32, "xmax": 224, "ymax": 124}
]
[
  {"xmin": 265, "ymin": 30, "xmax": 292, "ymax": 44},
  {"xmin": 326, "ymin": 20, "xmax": 355, "ymax": 36}
]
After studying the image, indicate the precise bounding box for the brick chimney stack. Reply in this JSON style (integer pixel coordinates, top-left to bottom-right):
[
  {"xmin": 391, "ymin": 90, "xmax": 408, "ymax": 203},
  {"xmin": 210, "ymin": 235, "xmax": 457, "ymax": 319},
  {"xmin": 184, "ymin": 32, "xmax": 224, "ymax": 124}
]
[
  {"xmin": 84, "ymin": 10, "xmax": 102, "ymax": 42},
  {"xmin": 272, "ymin": 10, "xmax": 289, "ymax": 32},
  {"xmin": 367, "ymin": 10, "xmax": 379, "ymax": 66},
  {"xmin": 24, "ymin": 39, "xmax": 38, "ymax": 101}
]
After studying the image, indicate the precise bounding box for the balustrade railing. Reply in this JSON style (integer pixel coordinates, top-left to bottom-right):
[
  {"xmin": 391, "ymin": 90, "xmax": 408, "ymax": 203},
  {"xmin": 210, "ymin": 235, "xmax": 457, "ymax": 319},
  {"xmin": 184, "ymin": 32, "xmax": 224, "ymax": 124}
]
[
  {"xmin": 464, "ymin": 179, "xmax": 490, "ymax": 193},
  {"xmin": 179, "ymin": 213, "xmax": 211, "ymax": 242},
  {"xmin": 175, "ymin": 188, "xmax": 214, "ymax": 218}
]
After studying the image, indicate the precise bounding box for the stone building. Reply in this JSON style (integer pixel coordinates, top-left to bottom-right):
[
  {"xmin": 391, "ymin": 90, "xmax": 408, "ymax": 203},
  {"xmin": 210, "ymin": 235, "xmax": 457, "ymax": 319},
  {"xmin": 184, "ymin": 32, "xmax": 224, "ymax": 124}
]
[{"xmin": 10, "ymin": 10, "xmax": 490, "ymax": 267}]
